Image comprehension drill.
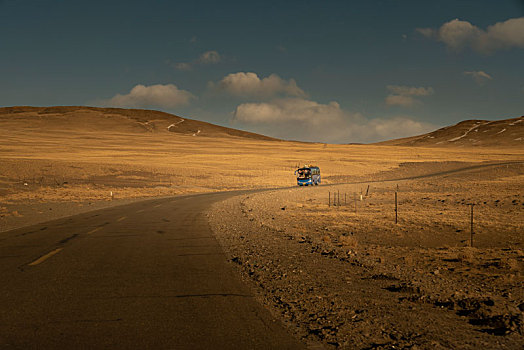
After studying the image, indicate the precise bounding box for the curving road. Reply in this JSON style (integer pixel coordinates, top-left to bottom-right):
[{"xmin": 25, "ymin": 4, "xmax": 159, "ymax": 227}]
[
  {"xmin": 0, "ymin": 192, "xmax": 304, "ymax": 349},
  {"xmin": 2, "ymin": 161, "xmax": 519, "ymax": 348}
]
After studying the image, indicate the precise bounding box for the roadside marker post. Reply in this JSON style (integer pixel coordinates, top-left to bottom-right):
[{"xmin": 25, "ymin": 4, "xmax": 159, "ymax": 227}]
[
  {"xmin": 470, "ymin": 204, "xmax": 475, "ymax": 247},
  {"xmin": 395, "ymin": 190, "xmax": 398, "ymax": 224}
]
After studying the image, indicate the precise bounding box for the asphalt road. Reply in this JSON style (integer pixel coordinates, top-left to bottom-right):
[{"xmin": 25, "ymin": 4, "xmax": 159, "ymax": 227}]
[{"xmin": 0, "ymin": 192, "xmax": 305, "ymax": 349}]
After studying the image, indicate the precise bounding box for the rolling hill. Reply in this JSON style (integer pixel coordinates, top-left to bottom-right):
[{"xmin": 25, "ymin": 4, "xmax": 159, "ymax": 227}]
[
  {"xmin": 377, "ymin": 116, "xmax": 523, "ymax": 147},
  {"xmin": 2, "ymin": 106, "xmax": 522, "ymax": 148},
  {"xmin": 0, "ymin": 106, "xmax": 278, "ymax": 141}
]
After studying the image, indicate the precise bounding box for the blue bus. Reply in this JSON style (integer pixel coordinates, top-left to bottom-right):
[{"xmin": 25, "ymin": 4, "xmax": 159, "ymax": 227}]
[{"xmin": 295, "ymin": 166, "xmax": 321, "ymax": 186}]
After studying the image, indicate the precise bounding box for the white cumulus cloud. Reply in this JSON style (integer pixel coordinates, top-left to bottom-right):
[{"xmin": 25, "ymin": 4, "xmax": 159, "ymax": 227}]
[
  {"xmin": 463, "ymin": 70, "xmax": 493, "ymax": 85},
  {"xmin": 417, "ymin": 17, "xmax": 524, "ymax": 54},
  {"xmin": 213, "ymin": 72, "xmax": 306, "ymax": 99},
  {"xmin": 232, "ymin": 98, "xmax": 435, "ymax": 143},
  {"xmin": 102, "ymin": 84, "xmax": 195, "ymax": 109},
  {"xmin": 234, "ymin": 98, "xmax": 344, "ymax": 125},
  {"xmin": 385, "ymin": 85, "xmax": 434, "ymax": 107}
]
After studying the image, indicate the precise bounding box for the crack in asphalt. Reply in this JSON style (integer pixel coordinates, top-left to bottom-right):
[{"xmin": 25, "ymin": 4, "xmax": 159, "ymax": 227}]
[
  {"xmin": 167, "ymin": 237, "xmax": 215, "ymax": 241},
  {"xmin": 59, "ymin": 234, "xmax": 79, "ymax": 245},
  {"xmin": 90, "ymin": 293, "xmax": 252, "ymax": 300},
  {"xmin": 90, "ymin": 234, "xmax": 141, "ymax": 238},
  {"xmin": 46, "ymin": 318, "xmax": 124, "ymax": 324},
  {"xmin": 175, "ymin": 252, "xmax": 223, "ymax": 257}
]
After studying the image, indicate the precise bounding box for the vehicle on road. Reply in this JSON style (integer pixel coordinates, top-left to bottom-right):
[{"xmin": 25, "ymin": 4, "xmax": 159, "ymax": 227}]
[{"xmin": 294, "ymin": 165, "xmax": 321, "ymax": 186}]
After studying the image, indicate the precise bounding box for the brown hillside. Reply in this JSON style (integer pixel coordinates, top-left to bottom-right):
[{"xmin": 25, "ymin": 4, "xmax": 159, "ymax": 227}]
[
  {"xmin": 377, "ymin": 116, "xmax": 523, "ymax": 147},
  {"xmin": 0, "ymin": 106, "xmax": 278, "ymax": 141}
]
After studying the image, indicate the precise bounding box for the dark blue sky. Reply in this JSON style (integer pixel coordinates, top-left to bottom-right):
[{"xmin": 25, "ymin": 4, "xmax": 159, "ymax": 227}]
[{"xmin": 1, "ymin": 0, "xmax": 523, "ymax": 142}]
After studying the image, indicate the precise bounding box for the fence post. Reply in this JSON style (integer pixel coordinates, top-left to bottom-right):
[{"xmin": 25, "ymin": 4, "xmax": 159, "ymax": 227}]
[
  {"xmin": 354, "ymin": 193, "xmax": 357, "ymax": 214},
  {"xmin": 395, "ymin": 190, "xmax": 398, "ymax": 224},
  {"xmin": 470, "ymin": 204, "xmax": 475, "ymax": 247},
  {"xmin": 344, "ymin": 193, "xmax": 347, "ymax": 206},
  {"xmin": 338, "ymin": 190, "xmax": 340, "ymax": 206},
  {"xmin": 365, "ymin": 185, "xmax": 370, "ymax": 196},
  {"xmin": 329, "ymin": 192, "xmax": 331, "ymax": 207}
]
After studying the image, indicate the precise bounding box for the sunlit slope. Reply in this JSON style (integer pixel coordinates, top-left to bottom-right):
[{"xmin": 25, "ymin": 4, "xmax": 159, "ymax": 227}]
[
  {"xmin": 377, "ymin": 116, "xmax": 523, "ymax": 147},
  {"xmin": 0, "ymin": 105, "xmax": 522, "ymax": 213},
  {"xmin": 0, "ymin": 106, "xmax": 278, "ymax": 141}
]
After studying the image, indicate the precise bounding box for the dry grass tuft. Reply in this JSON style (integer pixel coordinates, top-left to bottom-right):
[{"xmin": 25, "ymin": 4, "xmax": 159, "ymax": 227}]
[
  {"xmin": 458, "ymin": 247, "xmax": 477, "ymax": 264},
  {"xmin": 513, "ymin": 249, "xmax": 524, "ymax": 258},
  {"xmin": 402, "ymin": 255, "xmax": 414, "ymax": 265},
  {"xmin": 500, "ymin": 258, "xmax": 520, "ymax": 271},
  {"xmin": 339, "ymin": 234, "xmax": 358, "ymax": 248}
]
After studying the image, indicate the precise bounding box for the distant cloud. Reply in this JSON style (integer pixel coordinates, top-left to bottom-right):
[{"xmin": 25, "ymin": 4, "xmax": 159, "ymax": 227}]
[
  {"xmin": 416, "ymin": 17, "xmax": 524, "ymax": 54},
  {"xmin": 232, "ymin": 98, "xmax": 435, "ymax": 143},
  {"xmin": 102, "ymin": 84, "xmax": 195, "ymax": 109},
  {"xmin": 196, "ymin": 50, "xmax": 221, "ymax": 64},
  {"xmin": 387, "ymin": 86, "xmax": 434, "ymax": 96},
  {"xmin": 175, "ymin": 62, "xmax": 192, "ymax": 71},
  {"xmin": 174, "ymin": 50, "xmax": 222, "ymax": 70},
  {"xmin": 416, "ymin": 27, "xmax": 435, "ymax": 38},
  {"xmin": 212, "ymin": 72, "xmax": 306, "ymax": 99},
  {"xmin": 385, "ymin": 95, "xmax": 418, "ymax": 107},
  {"xmin": 277, "ymin": 45, "xmax": 287, "ymax": 53},
  {"xmin": 464, "ymin": 70, "xmax": 493, "ymax": 85},
  {"xmin": 385, "ymin": 85, "xmax": 434, "ymax": 107}
]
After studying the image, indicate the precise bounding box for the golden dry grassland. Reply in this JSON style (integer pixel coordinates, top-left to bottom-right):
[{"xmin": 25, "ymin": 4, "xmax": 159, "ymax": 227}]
[
  {"xmin": 0, "ymin": 107, "xmax": 522, "ymax": 233},
  {"xmin": 2, "ymin": 126, "xmax": 522, "ymax": 198}
]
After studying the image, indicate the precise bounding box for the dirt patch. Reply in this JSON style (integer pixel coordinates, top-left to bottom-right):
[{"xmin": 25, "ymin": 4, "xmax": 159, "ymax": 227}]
[{"xmin": 208, "ymin": 167, "xmax": 523, "ymax": 349}]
